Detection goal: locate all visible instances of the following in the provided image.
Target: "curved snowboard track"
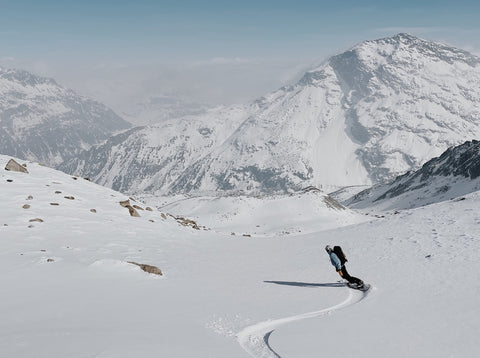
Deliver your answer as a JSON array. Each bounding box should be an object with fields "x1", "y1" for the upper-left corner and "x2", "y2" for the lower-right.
[{"x1": 237, "y1": 287, "x2": 370, "y2": 358}]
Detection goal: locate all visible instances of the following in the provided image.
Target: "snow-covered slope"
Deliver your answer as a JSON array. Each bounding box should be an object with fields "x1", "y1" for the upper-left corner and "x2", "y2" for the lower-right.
[
  {"x1": 346, "y1": 140, "x2": 480, "y2": 210},
  {"x1": 151, "y1": 187, "x2": 366, "y2": 236},
  {"x1": 3, "y1": 154, "x2": 480, "y2": 357},
  {"x1": 65, "y1": 33, "x2": 480, "y2": 195},
  {"x1": 0, "y1": 67, "x2": 131, "y2": 167}
]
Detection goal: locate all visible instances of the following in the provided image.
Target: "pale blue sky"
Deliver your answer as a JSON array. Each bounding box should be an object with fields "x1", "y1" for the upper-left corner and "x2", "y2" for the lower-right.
[
  {"x1": 2, "y1": 0, "x2": 480, "y2": 62},
  {"x1": 1, "y1": 0, "x2": 479, "y2": 112}
]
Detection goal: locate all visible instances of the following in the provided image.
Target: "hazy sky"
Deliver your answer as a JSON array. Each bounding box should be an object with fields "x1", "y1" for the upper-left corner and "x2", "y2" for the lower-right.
[{"x1": 1, "y1": 0, "x2": 480, "y2": 117}]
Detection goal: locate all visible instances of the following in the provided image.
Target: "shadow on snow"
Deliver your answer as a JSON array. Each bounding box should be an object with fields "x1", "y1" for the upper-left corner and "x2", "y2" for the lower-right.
[{"x1": 264, "y1": 281, "x2": 345, "y2": 288}]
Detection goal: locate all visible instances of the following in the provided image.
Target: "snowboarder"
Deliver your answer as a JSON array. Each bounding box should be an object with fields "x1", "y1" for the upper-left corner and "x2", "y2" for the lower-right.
[{"x1": 325, "y1": 245, "x2": 365, "y2": 288}]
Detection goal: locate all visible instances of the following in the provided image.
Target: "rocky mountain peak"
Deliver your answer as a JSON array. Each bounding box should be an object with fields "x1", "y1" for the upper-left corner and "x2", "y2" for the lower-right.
[
  {"x1": 0, "y1": 67, "x2": 59, "y2": 87},
  {"x1": 360, "y1": 33, "x2": 480, "y2": 66},
  {"x1": 0, "y1": 66, "x2": 131, "y2": 168}
]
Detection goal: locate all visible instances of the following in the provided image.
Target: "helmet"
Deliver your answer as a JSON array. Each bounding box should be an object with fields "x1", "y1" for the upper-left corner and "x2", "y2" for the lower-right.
[{"x1": 325, "y1": 245, "x2": 333, "y2": 252}]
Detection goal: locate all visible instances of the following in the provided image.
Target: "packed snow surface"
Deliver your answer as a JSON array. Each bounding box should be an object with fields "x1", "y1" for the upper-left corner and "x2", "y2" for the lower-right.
[{"x1": 1, "y1": 154, "x2": 480, "y2": 357}]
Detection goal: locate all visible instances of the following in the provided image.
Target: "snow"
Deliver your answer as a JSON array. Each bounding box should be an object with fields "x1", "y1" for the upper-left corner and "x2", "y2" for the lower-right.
[
  {"x1": 2, "y1": 154, "x2": 480, "y2": 357},
  {"x1": 153, "y1": 191, "x2": 366, "y2": 236}
]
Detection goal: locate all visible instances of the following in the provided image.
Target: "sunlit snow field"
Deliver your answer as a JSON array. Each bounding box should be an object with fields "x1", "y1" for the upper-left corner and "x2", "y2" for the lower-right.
[{"x1": 1, "y1": 155, "x2": 479, "y2": 357}]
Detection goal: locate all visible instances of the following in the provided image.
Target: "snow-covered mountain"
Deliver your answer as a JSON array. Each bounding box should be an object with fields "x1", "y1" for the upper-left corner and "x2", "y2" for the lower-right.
[
  {"x1": 0, "y1": 67, "x2": 131, "y2": 167},
  {"x1": 344, "y1": 139, "x2": 480, "y2": 210},
  {"x1": 60, "y1": 105, "x2": 250, "y2": 194},
  {"x1": 64, "y1": 33, "x2": 480, "y2": 196}
]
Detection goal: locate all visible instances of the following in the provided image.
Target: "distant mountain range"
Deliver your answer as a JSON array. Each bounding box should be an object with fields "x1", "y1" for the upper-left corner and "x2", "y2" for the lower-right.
[
  {"x1": 0, "y1": 67, "x2": 131, "y2": 167},
  {"x1": 2, "y1": 33, "x2": 480, "y2": 197}
]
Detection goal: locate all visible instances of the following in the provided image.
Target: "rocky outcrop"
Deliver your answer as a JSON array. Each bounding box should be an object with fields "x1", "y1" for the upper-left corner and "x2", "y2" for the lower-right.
[
  {"x1": 168, "y1": 214, "x2": 203, "y2": 230},
  {"x1": 5, "y1": 159, "x2": 28, "y2": 173},
  {"x1": 127, "y1": 262, "x2": 163, "y2": 275},
  {"x1": 119, "y1": 200, "x2": 140, "y2": 217}
]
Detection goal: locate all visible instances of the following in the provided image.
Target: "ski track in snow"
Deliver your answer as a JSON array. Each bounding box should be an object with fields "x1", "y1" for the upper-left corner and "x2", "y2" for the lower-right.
[{"x1": 237, "y1": 286, "x2": 371, "y2": 358}]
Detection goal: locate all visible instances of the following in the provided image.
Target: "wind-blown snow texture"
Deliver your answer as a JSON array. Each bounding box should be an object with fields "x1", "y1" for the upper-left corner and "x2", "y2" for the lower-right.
[
  {"x1": 64, "y1": 34, "x2": 480, "y2": 196},
  {"x1": 0, "y1": 67, "x2": 131, "y2": 167},
  {"x1": 2, "y1": 154, "x2": 480, "y2": 358}
]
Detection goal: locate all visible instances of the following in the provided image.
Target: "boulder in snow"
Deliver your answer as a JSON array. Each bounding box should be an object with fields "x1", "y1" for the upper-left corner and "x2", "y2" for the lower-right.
[
  {"x1": 127, "y1": 262, "x2": 163, "y2": 275},
  {"x1": 5, "y1": 159, "x2": 28, "y2": 173},
  {"x1": 119, "y1": 200, "x2": 141, "y2": 217},
  {"x1": 127, "y1": 205, "x2": 140, "y2": 217}
]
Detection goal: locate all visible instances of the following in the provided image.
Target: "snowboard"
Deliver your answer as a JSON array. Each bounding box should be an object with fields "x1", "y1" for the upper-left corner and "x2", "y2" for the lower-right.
[{"x1": 347, "y1": 282, "x2": 371, "y2": 292}]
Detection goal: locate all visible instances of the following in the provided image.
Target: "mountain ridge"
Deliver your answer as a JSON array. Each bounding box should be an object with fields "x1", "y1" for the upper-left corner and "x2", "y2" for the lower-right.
[
  {"x1": 0, "y1": 67, "x2": 131, "y2": 167},
  {"x1": 345, "y1": 140, "x2": 480, "y2": 210}
]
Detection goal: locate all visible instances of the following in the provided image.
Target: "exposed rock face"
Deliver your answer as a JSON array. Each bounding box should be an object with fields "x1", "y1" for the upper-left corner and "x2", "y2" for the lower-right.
[
  {"x1": 375, "y1": 140, "x2": 480, "y2": 200},
  {"x1": 347, "y1": 140, "x2": 480, "y2": 210},
  {"x1": 5, "y1": 159, "x2": 28, "y2": 173}
]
